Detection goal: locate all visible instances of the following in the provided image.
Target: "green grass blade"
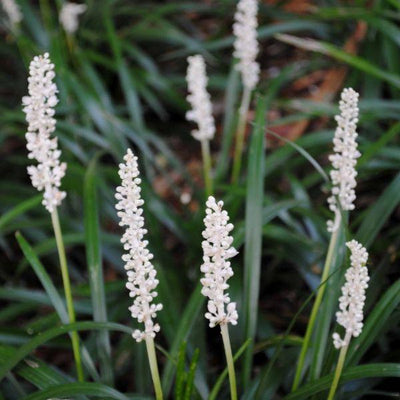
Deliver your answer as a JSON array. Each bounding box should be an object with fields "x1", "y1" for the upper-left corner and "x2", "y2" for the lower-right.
[
  {"x1": 21, "y1": 382, "x2": 131, "y2": 400},
  {"x1": 266, "y1": 129, "x2": 329, "y2": 182},
  {"x1": 242, "y1": 95, "x2": 267, "y2": 387},
  {"x1": 0, "y1": 321, "x2": 133, "y2": 380},
  {"x1": 175, "y1": 342, "x2": 187, "y2": 400},
  {"x1": 84, "y1": 155, "x2": 113, "y2": 385},
  {"x1": 283, "y1": 364, "x2": 400, "y2": 400},
  {"x1": 103, "y1": 1, "x2": 144, "y2": 130},
  {"x1": 358, "y1": 122, "x2": 400, "y2": 167},
  {"x1": 215, "y1": 64, "x2": 240, "y2": 181},
  {"x1": 0, "y1": 346, "x2": 87, "y2": 399},
  {"x1": 161, "y1": 284, "x2": 204, "y2": 396},
  {"x1": 356, "y1": 172, "x2": 400, "y2": 247},
  {"x1": 15, "y1": 232, "x2": 99, "y2": 381},
  {"x1": 183, "y1": 348, "x2": 200, "y2": 400},
  {"x1": 275, "y1": 33, "x2": 400, "y2": 89},
  {"x1": 309, "y1": 225, "x2": 346, "y2": 380},
  {"x1": 346, "y1": 279, "x2": 400, "y2": 366},
  {"x1": 0, "y1": 196, "x2": 42, "y2": 232},
  {"x1": 209, "y1": 339, "x2": 251, "y2": 400},
  {"x1": 15, "y1": 232, "x2": 70, "y2": 323}
]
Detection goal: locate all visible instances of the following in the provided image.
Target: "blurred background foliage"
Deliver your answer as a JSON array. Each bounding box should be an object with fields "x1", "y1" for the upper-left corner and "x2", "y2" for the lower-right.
[{"x1": 1, "y1": 0, "x2": 400, "y2": 399}]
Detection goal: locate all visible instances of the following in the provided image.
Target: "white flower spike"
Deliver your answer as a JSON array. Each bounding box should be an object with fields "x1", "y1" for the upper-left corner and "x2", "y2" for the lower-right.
[
  {"x1": 201, "y1": 196, "x2": 238, "y2": 328},
  {"x1": 1, "y1": 0, "x2": 22, "y2": 28},
  {"x1": 59, "y1": 2, "x2": 87, "y2": 34},
  {"x1": 233, "y1": 0, "x2": 260, "y2": 90},
  {"x1": 186, "y1": 55, "x2": 215, "y2": 142},
  {"x1": 22, "y1": 53, "x2": 66, "y2": 213},
  {"x1": 332, "y1": 240, "x2": 369, "y2": 349},
  {"x1": 115, "y1": 149, "x2": 163, "y2": 342},
  {"x1": 327, "y1": 88, "x2": 360, "y2": 232}
]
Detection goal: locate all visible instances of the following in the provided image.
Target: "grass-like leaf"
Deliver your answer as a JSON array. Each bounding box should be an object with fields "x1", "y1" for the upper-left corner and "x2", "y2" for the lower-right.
[
  {"x1": 0, "y1": 321, "x2": 133, "y2": 380},
  {"x1": 242, "y1": 95, "x2": 267, "y2": 387},
  {"x1": 15, "y1": 232, "x2": 99, "y2": 381},
  {"x1": 84, "y1": 155, "x2": 113, "y2": 384},
  {"x1": 284, "y1": 364, "x2": 400, "y2": 399},
  {"x1": 20, "y1": 382, "x2": 132, "y2": 400}
]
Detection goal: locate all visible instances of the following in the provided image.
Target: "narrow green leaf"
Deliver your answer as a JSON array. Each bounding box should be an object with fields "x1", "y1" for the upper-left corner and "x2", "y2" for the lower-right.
[
  {"x1": 0, "y1": 196, "x2": 42, "y2": 232},
  {"x1": 0, "y1": 321, "x2": 133, "y2": 380},
  {"x1": 175, "y1": 342, "x2": 187, "y2": 400},
  {"x1": 347, "y1": 279, "x2": 400, "y2": 366},
  {"x1": 21, "y1": 382, "x2": 130, "y2": 400},
  {"x1": 242, "y1": 95, "x2": 267, "y2": 387},
  {"x1": 275, "y1": 33, "x2": 400, "y2": 89},
  {"x1": 0, "y1": 346, "x2": 87, "y2": 399},
  {"x1": 358, "y1": 122, "x2": 400, "y2": 167},
  {"x1": 15, "y1": 233, "x2": 99, "y2": 381},
  {"x1": 356, "y1": 172, "x2": 400, "y2": 247},
  {"x1": 266, "y1": 128, "x2": 329, "y2": 182},
  {"x1": 84, "y1": 155, "x2": 113, "y2": 384},
  {"x1": 215, "y1": 64, "x2": 240, "y2": 181},
  {"x1": 161, "y1": 284, "x2": 204, "y2": 396},
  {"x1": 209, "y1": 339, "x2": 251, "y2": 400},
  {"x1": 309, "y1": 224, "x2": 346, "y2": 380},
  {"x1": 283, "y1": 364, "x2": 400, "y2": 399},
  {"x1": 184, "y1": 348, "x2": 199, "y2": 400}
]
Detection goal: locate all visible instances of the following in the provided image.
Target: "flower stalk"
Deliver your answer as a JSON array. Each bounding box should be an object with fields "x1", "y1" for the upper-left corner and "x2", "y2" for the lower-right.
[
  {"x1": 328, "y1": 240, "x2": 369, "y2": 399},
  {"x1": 231, "y1": 0, "x2": 259, "y2": 183},
  {"x1": 186, "y1": 55, "x2": 215, "y2": 195},
  {"x1": 221, "y1": 323, "x2": 238, "y2": 400},
  {"x1": 291, "y1": 213, "x2": 341, "y2": 390},
  {"x1": 327, "y1": 332, "x2": 351, "y2": 400},
  {"x1": 51, "y1": 209, "x2": 84, "y2": 381},
  {"x1": 201, "y1": 139, "x2": 213, "y2": 196},
  {"x1": 200, "y1": 197, "x2": 239, "y2": 399},
  {"x1": 145, "y1": 336, "x2": 164, "y2": 400},
  {"x1": 231, "y1": 86, "x2": 251, "y2": 183},
  {"x1": 22, "y1": 53, "x2": 82, "y2": 381},
  {"x1": 292, "y1": 87, "x2": 360, "y2": 390},
  {"x1": 115, "y1": 149, "x2": 164, "y2": 399}
]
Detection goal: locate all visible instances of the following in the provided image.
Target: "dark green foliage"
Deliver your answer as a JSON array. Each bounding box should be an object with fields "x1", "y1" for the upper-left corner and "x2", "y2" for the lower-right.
[{"x1": 1, "y1": 0, "x2": 400, "y2": 399}]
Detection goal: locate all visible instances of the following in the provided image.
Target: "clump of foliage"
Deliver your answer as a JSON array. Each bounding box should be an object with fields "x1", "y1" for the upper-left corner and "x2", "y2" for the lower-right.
[{"x1": 1, "y1": 1, "x2": 400, "y2": 399}]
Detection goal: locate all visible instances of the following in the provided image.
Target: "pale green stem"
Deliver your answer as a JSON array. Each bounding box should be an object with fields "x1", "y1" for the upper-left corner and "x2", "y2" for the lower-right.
[
  {"x1": 201, "y1": 139, "x2": 213, "y2": 196},
  {"x1": 39, "y1": 0, "x2": 52, "y2": 30},
  {"x1": 292, "y1": 213, "x2": 341, "y2": 391},
  {"x1": 66, "y1": 34, "x2": 75, "y2": 54},
  {"x1": 221, "y1": 323, "x2": 238, "y2": 400},
  {"x1": 145, "y1": 336, "x2": 163, "y2": 400},
  {"x1": 231, "y1": 86, "x2": 251, "y2": 184},
  {"x1": 51, "y1": 209, "x2": 84, "y2": 382},
  {"x1": 327, "y1": 332, "x2": 351, "y2": 400}
]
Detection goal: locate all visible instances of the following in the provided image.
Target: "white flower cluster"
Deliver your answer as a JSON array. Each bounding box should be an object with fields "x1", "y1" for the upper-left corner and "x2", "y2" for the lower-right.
[
  {"x1": 1, "y1": 0, "x2": 22, "y2": 28},
  {"x1": 233, "y1": 0, "x2": 260, "y2": 90},
  {"x1": 333, "y1": 240, "x2": 369, "y2": 349},
  {"x1": 201, "y1": 196, "x2": 238, "y2": 328},
  {"x1": 115, "y1": 149, "x2": 163, "y2": 342},
  {"x1": 327, "y1": 88, "x2": 360, "y2": 232},
  {"x1": 186, "y1": 55, "x2": 215, "y2": 142},
  {"x1": 59, "y1": 2, "x2": 87, "y2": 34},
  {"x1": 22, "y1": 53, "x2": 66, "y2": 213}
]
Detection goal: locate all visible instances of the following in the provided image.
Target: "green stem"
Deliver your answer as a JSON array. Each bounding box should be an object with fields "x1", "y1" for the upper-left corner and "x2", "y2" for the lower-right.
[
  {"x1": 39, "y1": 0, "x2": 52, "y2": 31},
  {"x1": 292, "y1": 214, "x2": 341, "y2": 391},
  {"x1": 220, "y1": 323, "x2": 238, "y2": 400},
  {"x1": 51, "y1": 209, "x2": 84, "y2": 382},
  {"x1": 327, "y1": 333, "x2": 351, "y2": 400},
  {"x1": 201, "y1": 139, "x2": 213, "y2": 196},
  {"x1": 231, "y1": 86, "x2": 251, "y2": 184},
  {"x1": 145, "y1": 336, "x2": 164, "y2": 400}
]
